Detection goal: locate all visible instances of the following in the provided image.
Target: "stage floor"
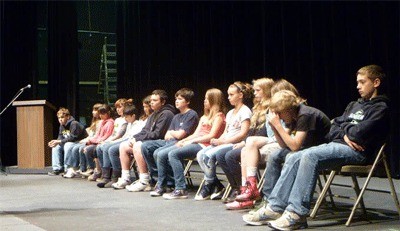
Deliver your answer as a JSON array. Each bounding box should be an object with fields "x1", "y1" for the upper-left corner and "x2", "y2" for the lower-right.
[{"x1": 1, "y1": 172, "x2": 399, "y2": 231}]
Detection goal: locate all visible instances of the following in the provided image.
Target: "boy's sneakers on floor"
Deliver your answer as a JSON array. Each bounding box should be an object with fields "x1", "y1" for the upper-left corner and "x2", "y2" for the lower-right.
[
  {"x1": 242, "y1": 204, "x2": 282, "y2": 226},
  {"x1": 63, "y1": 169, "x2": 78, "y2": 178},
  {"x1": 88, "y1": 171, "x2": 101, "y2": 181},
  {"x1": 150, "y1": 185, "x2": 173, "y2": 197},
  {"x1": 80, "y1": 168, "x2": 94, "y2": 177},
  {"x1": 210, "y1": 180, "x2": 225, "y2": 200},
  {"x1": 194, "y1": 182, "x2": 213, "y2": 201},
  {"x1": 112, "y1": 177, "x2": 132, "y2": 189},
  {"x1": 48, "y1": 170, "x2": 62, "y2": 176},
  {"x1": 162, "y1": 189, "x2": 188, "y2": 200},
  {"x1": 126, "y1": 180, "x2": 152, "y2": 192},
  {"x1": 268, "y1": 210, "x2": 308, "y2": 230}
]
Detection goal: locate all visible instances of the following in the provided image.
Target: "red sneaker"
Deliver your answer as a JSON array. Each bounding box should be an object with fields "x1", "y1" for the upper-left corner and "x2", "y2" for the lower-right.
[
  {"x1": 235, "y1": 176, "x2": 261, "y2": 202},
  {"x1": 225, "y1": 200, "x2": 254, "y2": 210}
]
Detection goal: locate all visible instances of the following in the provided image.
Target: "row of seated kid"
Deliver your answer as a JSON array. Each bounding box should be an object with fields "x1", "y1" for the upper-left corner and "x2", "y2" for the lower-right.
[{"x1": 48, "y1": 64, "x2": 389, "y2": 231}]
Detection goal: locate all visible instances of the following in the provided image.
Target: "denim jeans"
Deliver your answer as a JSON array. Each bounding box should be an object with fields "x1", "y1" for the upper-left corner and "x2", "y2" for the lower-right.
[
  {"x1": 64, "y1": 142, "x2": 83, "y2": 168},
  {"x1": 97, "y1": 139, "x2": 126, "y2": 169},
  {"x1": 78, "y1": 144, "x2": 95, "y2": 170},
  {"x1": 197, "y1": 144, "x2": 234, "y2": 183},
  {"x1": 267, "y1": 142, "x2": 366, "y2": 216},
  {"x1": 261, "y1": 148, "x2": 291, "y2": 199},
  {"x1": 51, "y1": 142, "x2": 75, "y2": 171},
  {"x1": 141, "y1": 139, "x2": 176, "y2": 179},
  {"x1": 216, "y1": 147, "x2": 242, "y2": 188},
  {"x1": 154, "y1": 143, "x2": 180, "y2": 187},
  {"x1": 167, "y1": 143, "x2": 203, "y2": 190}
]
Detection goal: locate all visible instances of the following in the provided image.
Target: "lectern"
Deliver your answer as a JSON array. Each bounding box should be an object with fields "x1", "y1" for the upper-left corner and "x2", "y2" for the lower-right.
[{"x1": 12, "y1": 100, "x2": 56, "y2": 169}]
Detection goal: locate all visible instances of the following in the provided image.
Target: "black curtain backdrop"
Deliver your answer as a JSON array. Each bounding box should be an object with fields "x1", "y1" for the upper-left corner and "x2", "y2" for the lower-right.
[
  {"x1": 0, "y1": 1, "x2": 78, "y2": 166},
  {"x1": 47, "y1": 1, "x2": 79, "y2": 116},
  {"x1": 116, "y1": 1, "x2": 400, "y2": 177},
  {"x1": 0, "y1": 2, "x2": 37, "y2": 166}
]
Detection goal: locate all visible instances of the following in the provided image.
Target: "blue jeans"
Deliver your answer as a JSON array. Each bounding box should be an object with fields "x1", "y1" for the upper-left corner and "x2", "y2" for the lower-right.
[
  {"x1": 83, "y1": 144, "x2": 97, "y2": 168},
  {"x1": 167, "y1": 143, "x2": 203, "y2": 190},
  {"x1": 268, "y1": 142, "x2": 366, "y2": 216},
  {"x1": 100, "y1": 139, "x2": 126, "y2": 169},
  {"x1": 98, "y1": 140, "x2": 126, "y2": 169},
  {"x1": 197, "y1": 144, "x2": 234, "y2": 183},
  {"x1": 65, "y1": 142, "x2": 83, "y2": 168},
  {"x1": 51, "y1": 142, "x2": 75, "y2": 171},
  {"x1": 77, "y1": 144, "x2": 95, "y2": 170},
  {"x1": 154, "y1": 143, "x2": 180, "y2": 187},
  {"x1": 261, "y1": 148, "x2": 291, "y2": 199},
  {"x1": 216, "y1": 147, "x2": 242, "y2": 188},
  {"x1": 141, "y1": 139, "x2": 176, "y2": 179}
]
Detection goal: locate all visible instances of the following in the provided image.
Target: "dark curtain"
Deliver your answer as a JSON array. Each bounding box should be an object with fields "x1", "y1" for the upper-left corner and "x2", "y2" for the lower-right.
[
  {"x1": 47, "y1": 1, "x2": 79, "y2": 116},
  {"x1": 0, "y1": 2, "x2": 37, "y2": 165},
  {"x1": 116, "y1": 1, "x2": 400, "y2": 177}
]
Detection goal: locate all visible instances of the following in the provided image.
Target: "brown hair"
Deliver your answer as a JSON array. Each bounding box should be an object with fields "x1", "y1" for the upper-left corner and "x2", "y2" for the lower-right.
[
  {"x1": 140, "y1": 95, "x2": 152, "y2": 121},
  {"x1": 89, "y1": 103, "x2": 103, "y2": 133},
  {"x1": 357, "y1": 64, "x2": 385, "y2": 82},
  {"x1": 230, "y1": 81, "x2": 253, "y2": 99},
  {"x1": 115, "y1": 98, "x2": 134, "y2": 108},
  {"x1": 175, "y1": 88, "x2": 195, "y2": 103},
  {"x1": 151, "y1": 89, "x2": 168, "y2": 103}
]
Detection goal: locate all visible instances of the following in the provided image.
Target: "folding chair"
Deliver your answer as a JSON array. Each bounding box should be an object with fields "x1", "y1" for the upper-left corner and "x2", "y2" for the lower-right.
[
  {"x1": 183, "y1": 158, "x2": 196, "y2": 187},
  {"x1": 310, "y1": 143, "x2": 400, "y2": 226}
]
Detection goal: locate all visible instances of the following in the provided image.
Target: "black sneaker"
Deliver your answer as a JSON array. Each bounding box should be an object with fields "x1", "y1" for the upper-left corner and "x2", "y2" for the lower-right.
[
  {"x1": 211, "y1": 180, "x2": 225, "y2": 200},
  {"x1": 48, "y1": 170, "x2": 62, "y2": 176},
  {"x1": 194, "y1": 182, "x2": 213, "y2": 200}
]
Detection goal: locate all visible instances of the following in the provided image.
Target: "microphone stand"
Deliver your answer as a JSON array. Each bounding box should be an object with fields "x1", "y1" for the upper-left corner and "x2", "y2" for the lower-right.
[{"x1": 0, "y1": 87, "x2": 28, "y2": 176}]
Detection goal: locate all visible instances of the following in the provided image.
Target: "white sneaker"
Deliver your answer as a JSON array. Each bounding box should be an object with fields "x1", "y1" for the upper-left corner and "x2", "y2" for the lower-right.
[
  {"x1": 63, "y1": 169, "x2": 77, "y2": 178},
  {"x1": 112, "y1": 177, "x2": 131, "y2": 189},
  {"x1": 126, "y1": 180, "x2": 152, "y2": 192}
]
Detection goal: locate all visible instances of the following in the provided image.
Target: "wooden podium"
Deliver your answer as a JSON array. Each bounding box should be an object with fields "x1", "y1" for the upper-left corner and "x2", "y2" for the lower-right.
[{"x1": 12, "y1": 100, "x2": 56, "y2": 169}]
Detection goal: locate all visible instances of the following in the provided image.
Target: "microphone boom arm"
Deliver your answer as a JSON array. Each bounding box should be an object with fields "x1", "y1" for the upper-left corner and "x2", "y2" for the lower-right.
[{"x1": 0, "y1": 88, "x2": 25, "y2": 116}]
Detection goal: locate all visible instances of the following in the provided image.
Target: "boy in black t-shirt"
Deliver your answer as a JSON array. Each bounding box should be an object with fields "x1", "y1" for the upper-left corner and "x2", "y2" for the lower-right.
[{"x1": 242, "y1": 90, "x2": 331, "y2": 222}]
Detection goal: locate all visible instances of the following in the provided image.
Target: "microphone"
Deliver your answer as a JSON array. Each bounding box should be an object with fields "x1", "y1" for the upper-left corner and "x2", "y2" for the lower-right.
[{"x1": 21, "y1": 84, "x2": 31, "y2": 90}]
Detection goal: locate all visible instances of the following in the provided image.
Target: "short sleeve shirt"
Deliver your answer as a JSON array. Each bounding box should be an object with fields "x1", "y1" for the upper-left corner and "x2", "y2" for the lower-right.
[
  {"x1": 290, "y1": 104, "x2": 331, "y2": 149},
  {"x1": 224, "y1": 105, "x2": 252, "y2": 139},
  {"x1": 168, "y1": 109, "x2": 199, "y2": 138}
]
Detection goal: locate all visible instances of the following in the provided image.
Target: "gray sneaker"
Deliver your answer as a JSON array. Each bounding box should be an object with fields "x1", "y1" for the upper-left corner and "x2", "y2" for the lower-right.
[
  {"x1": 268, "y1": 210, "x2": 308, "y2": 230},
  {"x1": 249, "y1": 198, "x2": 268, "y2": 215},
  {"x1": 243, "y1": 204, "x2": 282, "y2": 226},
  {"x1": 163, "y1": 189, "x2": 188, "y2": 200}
]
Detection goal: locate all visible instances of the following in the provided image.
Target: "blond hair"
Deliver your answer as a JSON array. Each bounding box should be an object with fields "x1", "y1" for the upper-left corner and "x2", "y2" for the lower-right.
[
  {"x1": 269, "y1": 90, "x2": 302, "y2": 113},
  {"x1": 205, "y1": 88, "x2": 226, "y2": 125},
  {"x1": 57, "y1": 108, "x2": 70, "y2": 118},
  {"x1": 251, "y1": 77, "x2": 275, "y2": 129}
]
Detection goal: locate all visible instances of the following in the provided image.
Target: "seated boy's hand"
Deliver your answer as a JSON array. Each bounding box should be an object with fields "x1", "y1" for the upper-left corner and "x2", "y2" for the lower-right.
[
  {"x1": 344, "y1": 135, "x2": 365, "y2": 152},
  {"x1": 48, "y1": 140, "x2": 59, "y2": 148}
]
